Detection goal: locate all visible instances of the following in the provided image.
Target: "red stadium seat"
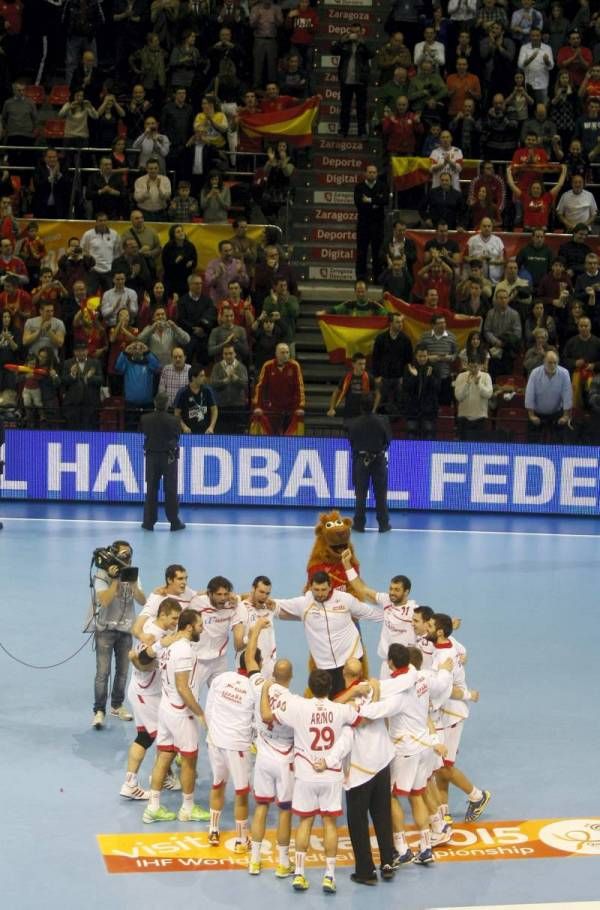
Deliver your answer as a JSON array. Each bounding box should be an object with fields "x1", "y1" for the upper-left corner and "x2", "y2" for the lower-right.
[
  {"x1": 43, "y1": 119, "x2": 65, "y2": 140},
  {"x1": 48, "y1": 85, "x2": 70, "y2": 106},
  {"x1": 23, "y1": 84, "x2": 46, "y2": 105}
]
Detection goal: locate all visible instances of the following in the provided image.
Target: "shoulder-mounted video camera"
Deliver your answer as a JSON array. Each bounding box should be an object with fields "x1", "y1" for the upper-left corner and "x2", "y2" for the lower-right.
[{"x1": 93, "y1": 545, "x2": 139, "y2": 583}]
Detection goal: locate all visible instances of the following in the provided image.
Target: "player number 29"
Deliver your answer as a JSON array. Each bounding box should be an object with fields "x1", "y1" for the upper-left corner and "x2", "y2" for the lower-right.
[{"x1": 309, "y1": 725, "x2": 335, "y2": 751}]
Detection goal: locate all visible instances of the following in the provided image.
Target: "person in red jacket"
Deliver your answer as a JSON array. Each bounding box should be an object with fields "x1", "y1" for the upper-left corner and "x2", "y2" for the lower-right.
[
  {"x1": 252, "y1": 342, "x2": 305, "y2": 434},
  {"x1": 382, "y1": 96, "x2": 423, "y2": 156}
]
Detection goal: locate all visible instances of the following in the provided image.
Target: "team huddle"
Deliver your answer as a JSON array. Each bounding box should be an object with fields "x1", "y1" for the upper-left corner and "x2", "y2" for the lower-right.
[{"x1": 114, "y1": 557, "x2": 489, "y2": 892}]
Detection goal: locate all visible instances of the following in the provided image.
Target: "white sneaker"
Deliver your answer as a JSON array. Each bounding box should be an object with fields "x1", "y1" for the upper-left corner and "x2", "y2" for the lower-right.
[
  {"x1": 111, "y1": 706, "x2": 133, "y2": 721},
  {"x1": 120, "y1": 781, "x2": 150, "y2": 800},
  {"x1": 93, "y1": 710, "x2": 105, "y2": 729},
  {"x1": 164, "y1": 772, "x2": 182, "y2": 791}
]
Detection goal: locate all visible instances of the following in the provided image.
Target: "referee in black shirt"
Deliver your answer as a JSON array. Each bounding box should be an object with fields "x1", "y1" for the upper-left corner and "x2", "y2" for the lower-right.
[
  {"x1": 140, "y1": 392, "x2": 185, "y2": 531},
  {"x1": 346, "y1": 394, "x2": 392, "y2": 533}
]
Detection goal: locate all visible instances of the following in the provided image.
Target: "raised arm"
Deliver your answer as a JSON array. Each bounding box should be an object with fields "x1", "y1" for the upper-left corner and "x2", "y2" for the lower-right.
[{"x1": 341, "y1": 548, "x2": 377, "y2": 604}]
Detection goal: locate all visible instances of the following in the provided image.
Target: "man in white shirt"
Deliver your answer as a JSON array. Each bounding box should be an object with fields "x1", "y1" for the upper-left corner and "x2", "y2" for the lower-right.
[
  {"x1": 454, "y1": 360, "x2": 494, "y2": 440},
  {"x1": 81, "y1": 212, "x2": 121, "y2": 291},
  {"x1": 132, "y1": 563, "x2": 198, "y2": 643},
  {"x1": 121, "y1": 597, "x2": 182, "y2": 800},
  {"x1": 341, "y1": 549, "x2": 417, "y2": 678},
  {"x1": 133, "y1": 157, "x2": 172, "y2": 219},
  {"x1": 517, "y1": 27, "x2": 554, "y2": 103},
  {"x1": 100, "y1": 271, "x2": 139, "y2": 327},
  {"x1": 466, "y1": 217, "x2": 505, "y2": 284},
  {"x1": 429, "y1": 130, "x2": 463, "y2": 190},
  {"x1": 205, "y1": 618, "x2": 269, "y2": 853},
  {"x1": 142, "y1": 608, "x2": 208, "y2": 824},
  {"x1": 190, "y1": 575, "x2": 246, "y2": 695},
  {"x1": 414, "y1": 25, "x2": 445, "y2": 71},
  {"x1": 265, "y1": 668, "x2": 357, "y2": 894},
  {"x1": 556, "y1": 175, "x2": 598, "y2": 232},
  {"x1": 249, "y1": 657, "x2": 295, "y2": 878},
  {"x1": 273, "y1": 570, "x2": 384, "y2": 697},
  {"x1": 237, "y1": 575, "x2": 277, "y2": 678}
]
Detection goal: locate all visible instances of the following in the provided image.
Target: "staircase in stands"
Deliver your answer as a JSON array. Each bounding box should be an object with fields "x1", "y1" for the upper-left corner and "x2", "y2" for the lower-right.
[{"x1": 290, "y1": 0, "x2": 388, "y2": 431}]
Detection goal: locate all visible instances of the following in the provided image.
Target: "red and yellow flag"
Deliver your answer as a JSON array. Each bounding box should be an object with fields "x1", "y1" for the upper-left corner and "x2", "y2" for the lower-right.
[
  {"x1": 385, "y1": 293, "x2": 482, "y2": 349},
  {"x1": 391, "y1": 156, "x2": 481, "y2": 190},
  {"x1": 239, "y1": 97, "x2": 320, "y2": 148}
]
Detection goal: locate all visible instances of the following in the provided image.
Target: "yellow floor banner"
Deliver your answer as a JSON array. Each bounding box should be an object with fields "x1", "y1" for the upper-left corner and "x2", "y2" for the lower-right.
[{"x1": 98, "y1": 817, "x2": 600, "y2": 874}]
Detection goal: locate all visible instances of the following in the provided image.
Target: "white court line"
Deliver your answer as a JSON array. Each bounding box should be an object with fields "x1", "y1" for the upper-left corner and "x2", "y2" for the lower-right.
[
  {"x1": 431, "y1": 904, "x2": 600, "y2": 910},
  {"x1": 1, "y1": 516, "x2": 599, "y2": 539}
]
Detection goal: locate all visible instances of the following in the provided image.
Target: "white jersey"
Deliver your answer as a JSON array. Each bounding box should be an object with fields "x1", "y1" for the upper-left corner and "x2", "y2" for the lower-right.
[
  {"x1": 376, "y1": 593, "x2": 417, "y2": 659},
  {"x1": 258, "y1": 682, "x2": 295, "y2": 760},
  {"x1": 431, "y1": 638, "x2": 469, "y2": 728},
  {"x1": 130, "y1": 619, "x2": 167, "y2": 698},
  {"x1": 206, "y1": 670, "x2": 263, "y2": 751},
  {"x1": 416, "y1": 633, "x2": 435, "y2": 669},
  {"x1": 275, "y1": 590, "x2": 383, "y2": 670},
  {"x1": 335, "y1": 684, "x2": 395, "y2": 790},
  {"x1": 190, "y1": 593, "x2": 244, "y2": 661},
  {"x1": 375, "y1": 667, "x2": 440, "y2": 756},
  {"x1": 159, "y1": 638, "x2": 198, "y2": 711},
  {"x1": 271, "y1": 692, "x2": 357, "y2": 782},
  {"x1": 140, "y1": 586, "x2": 197, "y2": 622},
  {"x1": 237, "y1": 600, "x2": 277, "y2": 675}
]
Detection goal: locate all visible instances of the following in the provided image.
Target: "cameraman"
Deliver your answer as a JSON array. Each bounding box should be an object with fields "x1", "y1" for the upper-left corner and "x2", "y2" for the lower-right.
[
  {"x1": 89, "y1": 540, "x2": 146, "y2": 730},
  {"x1": 56, "y1": 238, "x2": 96, "y2": 294}
]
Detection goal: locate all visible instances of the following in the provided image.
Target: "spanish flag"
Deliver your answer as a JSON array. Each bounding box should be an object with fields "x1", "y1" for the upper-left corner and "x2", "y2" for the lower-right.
[
  {"x1": 239, "y1": 96, "x2": 320, "y2": 148},
  {"x1": 391, "y1": 156, "x2": 481, "y2": 190},
  {"x1": 318, "y1": 299, "x2": 482, "y2": 364}
]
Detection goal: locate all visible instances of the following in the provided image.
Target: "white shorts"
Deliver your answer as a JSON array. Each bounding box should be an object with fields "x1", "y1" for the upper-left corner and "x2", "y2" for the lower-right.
[
  {"x1": 208, "y1": 743, "x2": 251, "y2": 794},
  {"x1": 425, "y1": 747, "x2": 444, "y2": 778},
  {"x1": 253, "y1": 749, "x2": 294, "y2": 807},
  {"x1": 292, "y1": 778, "x2": 343, "y2": 818},
  {"x1": 391, "y1": 749, "x2": 430, "y2": 797},
  {"x1": 156, "y1": 704, "x2": 199, "y2": 757},
  {"x1": 439, "y1": 721, "x2": 464, "y2": 767},
  {"x1": 194, "y1": 656, "x2": 227, "y2": 698},
  {"x1": 128, "y1": 680, "x2": 160, "y2": 736}
]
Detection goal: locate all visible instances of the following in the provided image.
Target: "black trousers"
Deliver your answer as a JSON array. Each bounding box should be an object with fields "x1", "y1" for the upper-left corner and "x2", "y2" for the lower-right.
[
  {"x1": 352, "y1": 451, "x2": 389, "y2": 529},
  {"x1": 143, "y1": 452, "x2": 180, "y2": 527},
  {"x1": 340, "y1": 83, "x2": 367, "y2": 136},
  {"x1": 356, "y1": 218, "x2": 384, "y2": 282},
  {"x1": 346, "y1": 762, "x2": 394, "y2": 876}
]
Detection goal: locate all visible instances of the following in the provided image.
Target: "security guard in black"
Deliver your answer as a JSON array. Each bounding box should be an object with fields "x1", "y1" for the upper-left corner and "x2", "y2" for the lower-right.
[
  {"x1": 346, "y1": 394, "x2": 392, "y2": 533},
  {"x1": 140, "y1": 392, "x2": 184, "y2": 531}
]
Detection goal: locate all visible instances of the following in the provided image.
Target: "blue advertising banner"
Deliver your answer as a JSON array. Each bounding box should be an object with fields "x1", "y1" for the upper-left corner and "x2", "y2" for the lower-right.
[{"x1": 2, "y1": 430, "x2": 600, "y2": 515}]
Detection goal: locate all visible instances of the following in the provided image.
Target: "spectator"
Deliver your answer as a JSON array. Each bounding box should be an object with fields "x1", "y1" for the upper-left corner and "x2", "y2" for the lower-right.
[
  {"x1": 124, "y1": 83, "x2": 155, "y2": 139},
  {"x1": 200, "y1": 171, "x2": 231, "y2": 224},
  {"x1": 63, "y1": 0, "x2": 104, "y2": 84},
  {"x1": 524, "y1": 300, "x2": 558, "y2": 347},
  {"x1": 115, "y1": 340, "x2": 161, "y2": 422},
  {"x1": 379, "y1": 255, "x2": 412, "y2": 299},
  {"x1": 327, "y1": 352, "x2": 379, "y2": 420},
  {"x1": 157, "y1": 346, "x2": 191, "y2": 407},
  {"x1": 287, "y1": 0, "x2": 318, "y2": 72},
  {"x1": 446, "y1": 57, "x2": 481, "y2": 118},
  {"x1": 251, "y1": 313, "x2": 285, "y2": 374},
  {"x1": 331, "y1": 23, "x2": 373, "y2": 140},
  {"x1": 524, "y1": 327, "x2": 552, "y2": 375},
  {"x1": 31, "y1": 148, "x2": 71, "y2": 220},
  {"x1": 250, "y1": 0, "x2": 283, "y2": 87},
  {"x1": 56, "y1": 239, "x2": 96, "y2": 295},
  {"x1": 381, "y1": 96, "x2": 423, "y2": 156},
  {"x1": 386, "y1": 220, "x2": 417, "y2": 273},
  {"x1": 556, "y1": 174, "x2": 598, "y2": 232},
  {"x1": 61, "y1": 341, "x2": 103, "y2": 429},
  {"x1": 22, "y1": 347, "x2": 62, "y2": 427},
  {"x1": 402, "y1": 344, "x2": 440, "y2": 439},
  {"x1": 208, "y1": 304, "x2": 249, "y2": 363},
  {"x1": 547, "y1": 2, "x2": 570, "y2": 57},
  {"x1": 484, "y1": 287, "x2": 522, "y2": 378},
  {"x1": 574, "y1": 98, "x2": 600, "y2": 155},
  {"x1": 133, "y1": 157, "x2": 172, "y2": 220},
  {"x1": 555, "y1": 136, "x2": 591, "y2": 181},
  {"x1": 520, "y1": 103, "x2": 558, "y2": 155},
  {"x1": 454, "y1": 359, "x2": 493, "y2": 441},
  {"x1": 58, "y1": 88, "x2": 102, "y2": 147},
  {"x1": 558, "y1": 29, "x2": 593, "y2": 87},
  {"x1": 210, "y1": 342, "x2": 249, "y2": 434},
  {"x1": 480, "y1": 24, "x2": 516, "y2": 101},
  {"x1": 482, "y1": 94, "x2": 519, "y2": 159},
  {"x1": 172, "y1": 361, "x2": 218, "y2": 435},
  {"x1": 505, "y1": 72, "x2": 534, "y2": 124},
  {"x1": 132, "y1": 116, "x2": 170, "y2": 174},
  {"x1": 413, "y1": 253, "x2": 454, "y2": 310},
  {"x1": 260, "y1": 278, "x2": 299, "y2": 348},
  {"x1": 374, "y1": 65, "x2": 410, "y2": 127},
  {"x1": 81, "y1": 213, "x2": 122, "y2": 292},
  {"x1": 86, "y1": 158, "x2": 125, "y2": 220},
  {"x1": 179, "y1": 123, "x2": 219, "y2": 198},
  {"x1": 579, "y1": 63, "x2": 600, "y2": 106},
  {"x1": 466, "y1": 218, "x2": 505, "y2": 286},
  {"x1": 193, "y1": 94, "x2": 229, "y2": 149},
  {"x1": 563, "y1": 315, "x2": 600, "y2": 374},
  {"x1": 112, "y1": 238, "x2": 153, "y2": 299},
  {"x1": 354, "y1": 164, "x2": 387, "y2": 282},
  {"x1": 279, "y1": 53, "x2": 308, "y2": 99},
  {"x1": 561, "y1": 298, "x2": 586, "y2": 346},
  {"x1": 144, "y1": 279, "x2": 177, "y2": 322},
  {"x1": 0, "y1": 309, "x2": 21, "y2": 390},
  {"x1": 161, "y1": 224, "x2": 198, "y2": 296},
  {"x1": 539, "y1": 258, "x2": 573, "y2": 315},
  {"x1": 574, "y1": 252, "x2": 600, "y2": 326},
  {"x1": 177, "y1": 272, "x2": 217, "y2": 366},
  {"x1": 0, "y1": 276, "x2": 32, "y2": 333},
  {"x1": 371, "y1": 313, "x2": 413, "y2": 415},
  {"x1": 209, "y1": 26, "x2": 247, "y2": 94},
  {"x1": 107, "y1": 307, "x2": 139, "y2": 393},
  {"x1": 327, "y1": 280, "x2": 386, "y2": 316},
  {"x1": 218, "y1": 279, "x2": 255, "y2": 331},
  {"x1": 252, "y1": 341, "x2": 305, "y2": 435},
  {"x1": 168, "y1": 180, "x2": 199, "y2": 222},
  {"x1": 122, "y1": 210, "x2": 163, "y2": 280},
  {"x1": 30, "y1": 269, "x2": 68, "y2": 320},
  {"x1": 495, "y1": 257, "x2": 533, "y2": 318},
  {"x1": 414, "y1": 24, "x2": 445, "y2": 71},
  {"x1": 418, "y1": 313, "x2": 458, "y2": 405},
  {"x1": 455, "y1": 277, "x2": 491, "y2": 320},
  {"x1": 423, "y1": 221, "x2": 461, "y2": 270},
  {"x1": 468, "y1": 161, "x2": 506, "y2": 217},
  {"x1": 420, "y1": 171, "x2": 466, "y2": 229},
  {"x1": 72, "y1": 303, "x2": 108, "y2": 362},
  {"x1": 507, "y1": 170, "x2": 567, "y2": 232},
  {"x1": 468, "y1": 184, "x2": 501, "y2": 230},
  {"x1": 162, "y1": 88, "x2": 194, "y2": 172},
  {"x1": 229, "y1": 219, "x2": 258, "y2": 277},
  {"x1": 558, "y1": 224, "x2": 594, "y2": 281},
  {"x1": 407, "y1": 60, "x2": 448, "y2": 115},
  {"x1": 138, "y1": 305, "x2": 191, "y2": 368},
  {"x1": 458, "y1": 330, "x2": 490, "y2": 371},
  {"x1": 375, "y1": 31, "x2": 411, "y2": 84},
  {"x1": 525, "y1": 350, "x2": 572, "y2": 442},
  {"x1": 449, "y1": 98, "x2": 482, "y2": 159},
  {"x1": 205, "y1": 239, "x2": 249, "y2": 305},
  {"x1": 23, "y1": 301, "x2": 65, "y2": 358},
  {"x1": 0, "y1": 238, "x2": 28, "y2": 286},
  {"x1": 15, "y1": 222, "x2": 46, "y2": 289},
  {"x1": 100, "y1": 271, "x2": 139, "y2": 328},
  {"x1": 260, "y1": 141, "x2": 295, "y2": 223},
  {"x1": 169, "y1": 29, "x2": 206, "y2": 92},
  {"x1": 129, "y1": 32, "x2": 167, "y2": 97},
  {"x1": 550, "y1": 70, "x2": 578, "y2": 146},
  {"x1": 1, "y1": 81, "x2": 37, "y2": 157},
  {"x1": 517, "y1": 227, "x2": 555, "y2": 290},
  {"x1": 510, "y1": 0, "x2": 543, "y2": 44}
]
